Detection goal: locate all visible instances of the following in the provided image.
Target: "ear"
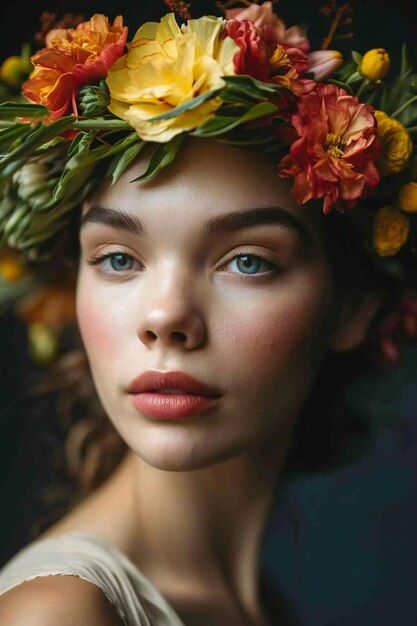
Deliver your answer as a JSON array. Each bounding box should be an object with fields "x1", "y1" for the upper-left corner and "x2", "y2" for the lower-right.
[{"x1": 330, "y1": 293, "x2": 384, "y2": 352}]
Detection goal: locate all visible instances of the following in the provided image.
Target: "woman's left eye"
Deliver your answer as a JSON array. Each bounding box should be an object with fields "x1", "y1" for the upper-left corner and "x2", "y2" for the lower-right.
[
  {"x1": 87, "y1": 251, "x2": 140, "y2": 274},
  {"x1": 226, "y1": 253, "x2": 279, "y2": 276}
]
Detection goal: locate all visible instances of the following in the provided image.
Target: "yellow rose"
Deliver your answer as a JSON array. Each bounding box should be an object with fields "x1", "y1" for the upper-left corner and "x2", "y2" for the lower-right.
[
  {"x1": 106, "y1": 14, "x2": 238, "y2": 142},
  {"x1": 360, "y1": 48, "x2": 390, "y2": 82},
  {"x1": 373, "y1": 206, "x2": 410, "y2": 257},
  {"x1": 375, "y1": 110, "x2": 412, "y2": 176},
  {"x1": 398, "y1": 182, "x2": 417, "y2": 213}
]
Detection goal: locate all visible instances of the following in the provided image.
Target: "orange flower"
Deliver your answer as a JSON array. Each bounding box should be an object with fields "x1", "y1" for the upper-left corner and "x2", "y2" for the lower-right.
[{"x1": 22, "y1": 14, "x2": 127, "y2": 119}]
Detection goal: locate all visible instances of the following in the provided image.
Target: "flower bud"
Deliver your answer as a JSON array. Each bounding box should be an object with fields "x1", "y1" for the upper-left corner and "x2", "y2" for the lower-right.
[
  {"x1": 307, "y1": 50, "x2": 343, "y2": 81},
  {"x1": 13, "y1": 162, "x2": 52, "y2": 209},
  {"x1": 398, "y1": 182, "x2": 417, "y2": 213},
  {"x1": 78, "y1": 81, "x2": 110, "y2": 116},
  {"x1": 360, "y1": 48, "x2": 390, "y2": 82}
]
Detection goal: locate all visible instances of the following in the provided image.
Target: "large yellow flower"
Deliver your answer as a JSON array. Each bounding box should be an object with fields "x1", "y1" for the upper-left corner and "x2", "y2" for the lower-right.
[{"x1": 106, "y1": 14, "x2": 238, "y2": 142}]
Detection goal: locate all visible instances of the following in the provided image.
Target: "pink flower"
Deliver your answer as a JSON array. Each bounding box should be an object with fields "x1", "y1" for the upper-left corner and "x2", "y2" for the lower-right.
[
  {"x1": 279, "y1": 84, "x2": 381, "y2": 214},
  {"x1": 225, "y1": 1, "x2": 310, "y2": 52},
  {"x1": 307, "y1": 49, "x2": 344, "y2": 81}
]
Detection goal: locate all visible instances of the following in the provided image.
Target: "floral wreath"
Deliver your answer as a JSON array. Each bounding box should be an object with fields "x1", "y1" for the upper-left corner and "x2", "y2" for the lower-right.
[{"x1": 0, "y1": 0, "x2": 416, "y2": 364}]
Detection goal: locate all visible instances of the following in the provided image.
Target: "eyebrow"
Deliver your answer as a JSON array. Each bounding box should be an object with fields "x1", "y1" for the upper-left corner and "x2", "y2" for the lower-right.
[{"x1": 80, "y1": 205, "x2": 312, "y2": 245}]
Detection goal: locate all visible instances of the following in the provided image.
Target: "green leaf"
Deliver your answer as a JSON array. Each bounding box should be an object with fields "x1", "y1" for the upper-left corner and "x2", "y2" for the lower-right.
[
  {"x1": 109, "y1": 141, "x2": 146, "y2": 184},
  {"x1": 0, "y1": 124, "x2": 31, "y2": 153},
  {"x1": 99, "y1": 132, "x2": 139, "y2": 159},
  {"x1": 219, "y1": 88, "x2": 255, "y2": 107},
  {"x1": 147, "y1": 89, "x2": 220, "y2": 122},
  {"x1": 221, "y1": 75, "x2": 291, "y2": 100},
  {"x1": 0, "y1": 102, "x2": 49, "y2": 119},
  {"x1": 34, "y1": 136, "x2": 67, "y2": 155},
  {"x1": 351, "y1": 50, "x2": 363, "y2": 66},
  {"x1": 67, "y1": 131, "x2": 94, "y2": 158},
  {"x1": 72, "y1": 119, "x2": 130, "y2": 130},
  {"x1": 192, "y1": 102, "x2": 278, "y2": 138},
  {"x1": 53, "y1": 132, "x2": 140, "y2": 201},
  {"x1": 53, "y1": 145, "x2": 109, "y2": 201},
  {"x1": 131, "y1": 135, "x2": 185, "y2": 182},
  {"x1": 400, "y1": 44, "x2": 412, "y2": 80},
  {"x1": 0, "y1": 117, "x2": 73, "y2": 170}
]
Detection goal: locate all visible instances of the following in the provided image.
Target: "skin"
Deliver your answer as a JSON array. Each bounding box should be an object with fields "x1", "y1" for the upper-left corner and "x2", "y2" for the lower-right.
[
  {"x1": 77, "y1": 138, "x2": 338, "y2": 474},
  {"x1": 37, "y1": 138, "x2": 375, "y2": 625}
]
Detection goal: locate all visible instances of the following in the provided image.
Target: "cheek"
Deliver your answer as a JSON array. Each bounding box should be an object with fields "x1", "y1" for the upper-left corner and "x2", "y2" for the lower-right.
[
  {"x1": 215, "y1": 272, "x2": 333, "y2": 393},
  {"x1": 76, "y1": 275, "x2": 127, "y2": 363}
]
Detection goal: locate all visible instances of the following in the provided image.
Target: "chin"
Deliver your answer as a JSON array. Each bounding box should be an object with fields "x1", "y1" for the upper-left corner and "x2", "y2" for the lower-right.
[{"x1": 127, "y1": 429, "x2": 246, "y2": 472}]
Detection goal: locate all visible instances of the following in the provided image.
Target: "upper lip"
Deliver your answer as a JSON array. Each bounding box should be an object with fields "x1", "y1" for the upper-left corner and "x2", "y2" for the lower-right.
[{"x1": 127, "y1": 370, "x2": 222, "y2": 397}]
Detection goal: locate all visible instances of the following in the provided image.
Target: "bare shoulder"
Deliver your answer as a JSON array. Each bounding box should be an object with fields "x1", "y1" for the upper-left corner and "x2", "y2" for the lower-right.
[{"x1": 0, "y1": 575, "x2": 124, "y2": 626}]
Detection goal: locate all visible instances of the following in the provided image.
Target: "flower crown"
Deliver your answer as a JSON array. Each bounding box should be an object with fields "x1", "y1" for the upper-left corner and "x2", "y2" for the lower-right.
[{"x1": 0, "y1": 0, "x2": 416, "y2": 364}]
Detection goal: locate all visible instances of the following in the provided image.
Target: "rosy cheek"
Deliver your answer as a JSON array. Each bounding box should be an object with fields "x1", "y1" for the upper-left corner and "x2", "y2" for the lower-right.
[{"x1": 76, "y1": 281, "x2": 119, "y2": 359}]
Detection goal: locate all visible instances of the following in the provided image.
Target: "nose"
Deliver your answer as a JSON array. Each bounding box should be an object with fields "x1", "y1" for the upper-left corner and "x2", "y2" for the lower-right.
[{"x1": 137, "y1": 271, "x2": 207, "y2": 350}]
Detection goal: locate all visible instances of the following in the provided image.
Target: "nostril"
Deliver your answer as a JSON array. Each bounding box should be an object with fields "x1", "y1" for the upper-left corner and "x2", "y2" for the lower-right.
[{"x1": 171, "y1": 331, "x2": 187, "y2": 343}]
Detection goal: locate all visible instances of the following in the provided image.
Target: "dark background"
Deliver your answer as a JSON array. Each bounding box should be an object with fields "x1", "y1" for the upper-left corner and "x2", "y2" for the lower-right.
[{"x1": 0, "y1": 0, "x2": 417, "y2": 61}]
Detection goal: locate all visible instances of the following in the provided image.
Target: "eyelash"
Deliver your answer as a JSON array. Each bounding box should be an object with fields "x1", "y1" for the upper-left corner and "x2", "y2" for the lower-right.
[{"x1": 86, "y1": 249, "x2": 282, "y2": 278}]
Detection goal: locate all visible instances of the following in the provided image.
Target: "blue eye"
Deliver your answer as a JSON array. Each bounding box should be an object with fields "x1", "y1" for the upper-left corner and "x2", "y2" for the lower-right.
[
  {"x1": 107, "y1": 253, "x2": 135, "y2": 271},
  {"x1": 228, "y1": 253, "x2": 277, "y2": 275},
  {"x1": 87, "y1": 251, "x2": 140, "y2": 273}
]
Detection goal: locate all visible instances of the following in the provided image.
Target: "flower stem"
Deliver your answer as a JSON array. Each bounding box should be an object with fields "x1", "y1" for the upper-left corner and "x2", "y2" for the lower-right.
[
  {"x1": 391, "y1": 95, "x2": 417, "y2": 119},
  {"x1": 355, "y1": 78, "x2": 368, "y2": 99}
]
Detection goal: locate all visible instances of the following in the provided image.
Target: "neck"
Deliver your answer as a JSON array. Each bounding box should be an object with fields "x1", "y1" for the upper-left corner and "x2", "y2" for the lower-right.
[{"x1": 115, "y1": 436, "x2": 288, "y2": 615}]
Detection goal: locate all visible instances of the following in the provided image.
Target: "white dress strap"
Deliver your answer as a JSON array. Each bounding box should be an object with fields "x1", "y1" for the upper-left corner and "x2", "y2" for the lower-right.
[{"x1": 0, "y1": 532, "x2": 186, "y2": 626}]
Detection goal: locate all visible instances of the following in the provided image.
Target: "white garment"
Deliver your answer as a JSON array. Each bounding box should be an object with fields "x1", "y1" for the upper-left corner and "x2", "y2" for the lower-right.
[{"x1": 0, "y1": 532, "x2": 186, "y2": 626}]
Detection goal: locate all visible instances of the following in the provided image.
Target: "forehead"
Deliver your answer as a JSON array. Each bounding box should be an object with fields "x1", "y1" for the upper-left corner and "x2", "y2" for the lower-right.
[{"x1": 84, "y1": 138, "x2": 325, "y2": 240}]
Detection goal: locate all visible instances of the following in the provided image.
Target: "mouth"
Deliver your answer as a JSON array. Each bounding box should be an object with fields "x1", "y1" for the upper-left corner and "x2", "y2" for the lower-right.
[
  {"x1": 128, "y1": 372, "x2": 222, "y2": 419},
  {"x1": 150, "y1": 388, "x2": 197, "y2": 394},
  {"x1": 127, "y1": 370, "x2": 222, "y2": 398},
  {"x1": 130, "y1": 390, "x2": 221, "y2": 419}
]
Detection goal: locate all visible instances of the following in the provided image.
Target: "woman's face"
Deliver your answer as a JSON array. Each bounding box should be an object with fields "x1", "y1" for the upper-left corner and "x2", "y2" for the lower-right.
[{"x1": 77, "y1": 139, "x2": 339, "y2": 471}]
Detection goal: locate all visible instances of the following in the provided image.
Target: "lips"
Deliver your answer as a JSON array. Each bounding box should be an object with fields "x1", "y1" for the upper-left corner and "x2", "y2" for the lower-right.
[{"x1": 127, "y1": 370, "x2": 222, "y2": 397}]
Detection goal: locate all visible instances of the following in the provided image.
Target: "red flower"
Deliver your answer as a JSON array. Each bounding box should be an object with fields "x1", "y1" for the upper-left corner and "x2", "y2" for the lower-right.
[
  {"x1": 279, "y1": 84, "x2": 380, "y2": 214},
  {"x1": 225, "y1": 19, "x2": 308, "y2": 95},
  {"x1": 225, "y1": 19, "x2": 270, "y2": 81},
  {"x1": 225, "y1": 2, "x2": 310, "y2": 53},
  {"x1": 22, "y1": 14, "x2": 128, "y2": 119}
]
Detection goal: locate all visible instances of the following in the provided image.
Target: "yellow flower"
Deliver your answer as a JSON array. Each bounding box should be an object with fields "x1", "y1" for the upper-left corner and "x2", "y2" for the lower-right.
[
  {"x1": 360, "y1": 48, "x2": 390, "y2": 82},
  {"x1": 375, "y1": 110, "x2": 412, "y2": 176},
  {"x1": 373, "y1": 206, "x2": 410, "y2": 257},
  {"x1": 0, "y1": 253, "x2": 25, "y2": 281},
  {"x1": 28, "y1": 323, "x2": 59, "y2": 364},
  {"x1": 106, "y1": 13, "x2": 238, "y2": 142},
  {"x1": 0, "y1": 54, "x2": 30, "y2": 87},
  {"x1": 398, "y1": 182, "x2": 417, "y2": 213}
]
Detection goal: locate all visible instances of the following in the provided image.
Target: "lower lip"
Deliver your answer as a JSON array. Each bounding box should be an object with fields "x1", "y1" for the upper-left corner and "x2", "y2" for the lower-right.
[{"x1": 130, "y1": 392, "x2": 220, "y2": 419}]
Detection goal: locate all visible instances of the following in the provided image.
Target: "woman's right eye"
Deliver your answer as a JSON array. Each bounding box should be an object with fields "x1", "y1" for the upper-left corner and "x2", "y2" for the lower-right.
[{"x1": 86, "y1": 251, "x2": 141, "y2": 274}]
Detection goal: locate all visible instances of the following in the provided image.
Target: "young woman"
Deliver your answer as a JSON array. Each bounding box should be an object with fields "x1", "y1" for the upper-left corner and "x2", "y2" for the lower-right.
[{"x1": 0, "y1": 4, "x2": 415, "y2": 626}]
